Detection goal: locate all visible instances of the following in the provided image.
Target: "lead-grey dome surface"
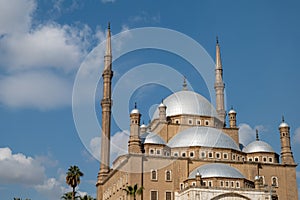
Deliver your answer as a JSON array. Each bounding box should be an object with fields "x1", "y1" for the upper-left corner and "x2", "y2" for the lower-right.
[
  {"x1": 167, "y1": 126, "x2": 240, "y2": 151},
  {"x1": 189, "y1": 163, "x2": 245, "y2": 179},
  {"x1": 140, "y1": 132, "x2": 166, "y2": 145},
  {"x1": 152, "y1": 90, "x2": 219, "y2": 119},
  {"x1": 243, "y1": 140, "x2": 275, "y2": 153}
]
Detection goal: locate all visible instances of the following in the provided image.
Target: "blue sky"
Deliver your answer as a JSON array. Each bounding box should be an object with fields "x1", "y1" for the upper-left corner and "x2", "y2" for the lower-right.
[{"x1": 0, "y1": 0, "x2": 300, "y2": 199}]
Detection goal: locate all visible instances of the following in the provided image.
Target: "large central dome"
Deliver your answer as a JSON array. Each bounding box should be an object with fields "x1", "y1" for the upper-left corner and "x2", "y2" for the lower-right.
[
  {"x1": 153, "y1": 90, "x2": 219, "y2": 118},
  {"x1": 167, "y1": 126, "x2": 240, "y2": 151}
]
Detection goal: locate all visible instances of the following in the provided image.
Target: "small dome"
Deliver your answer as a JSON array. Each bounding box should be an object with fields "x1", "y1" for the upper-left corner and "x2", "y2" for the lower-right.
[
  {"x1": 189, "y1": 163, "x2": 245, "y2": 179},
  {"x1": 140, "y1": 132, "x2": 166, "y2": 145},
  {"x1": 140, "y1": 124, "x2": 147, "y2": 128},
  {"x1": 167, "y1": 127, "x2": 240, "y2": 151},
  {"x1": 243, "y1": 140, "x2": 275, "y2": 153},
  {"x1": 130, "y1": 108, "x2": 140, "y2": 114},
  {"x1": 159, "y1": 102, "x2": 166, "y2": 108},
  {"x1": 153, "y1": 90, "x2": 219, "y2": 119},
  {"x1": 228, "y1": 109, "x2": 236, "y2": 114},
  {"x1": 279, "y1": 122, "x2": 289, "y2": 128}
]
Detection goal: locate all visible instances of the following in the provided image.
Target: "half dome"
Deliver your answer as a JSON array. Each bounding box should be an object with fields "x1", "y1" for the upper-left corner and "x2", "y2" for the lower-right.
[
  {"x1": 167, "y1": 127, "x2": 240, "y2": 151},
  {"x1": 243, "y1": 140, "x2": 275, "y2": 153},
  {"x1": 140, "y1": 132, "x2": 166, "y2": 145},
  {"x1": 153, "y1": 90, "x2": 219, "y2": 119},
  {"x1": 188, "y1": 163, "x2": 245, "y2": 179}
]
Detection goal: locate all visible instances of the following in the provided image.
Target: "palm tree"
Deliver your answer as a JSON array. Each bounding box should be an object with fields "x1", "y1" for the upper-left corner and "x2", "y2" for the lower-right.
[
  {"x1": 123, "y1": 184, "x2": 144, "y2": 200},
  {"x1": 65, "y1": 165, "x2": 84, "y2": 200},
  {"x1": 79, "y1": 195, "x2": 96, "y2": 200},
  {"x1": 61, "y1": 192, "x2": 78, "y2": 200}
]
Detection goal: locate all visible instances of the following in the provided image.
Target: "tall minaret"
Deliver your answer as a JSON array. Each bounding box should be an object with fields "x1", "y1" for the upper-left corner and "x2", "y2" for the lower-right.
[
  {"x1": 98, "y1": 23, "x2": 113, "y2": 182},
  {"x1": 279, "y1": 116, "x2": 295, "y2": 164},
  {"x1": 214, "y1": 37, "x2": 226, "y2": 124}
]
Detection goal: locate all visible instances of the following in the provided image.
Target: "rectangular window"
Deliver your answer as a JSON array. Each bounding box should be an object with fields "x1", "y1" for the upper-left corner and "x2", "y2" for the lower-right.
[
  {"x1": 208, "y1": 181, "x2": 212, "y2": 187},
  {"x1": 189, "y1": 151, "x2": 194, "y2": 157},
  {"x1": 166, "y1": 192, "x2": 172, "y2": 200},
  {"x1": 188, "y1": 119, "x2": 193, "y2": 124},
  {"x1": 208, "y1": 152, "x2": 213, "y2": 158},
  {"x1": 225, "y1": 181, "x2": 229, "y2": 187},
  {"x1": 236, "y1": 181, "x2": 240, "y2": 188},
  {"x1": 223, "y1": 153, "x2": 228, "y2": 159},
  {"x1": 220, "y1": 181, "x2": 224, "y2": 187},
  {"x1": 231, "y1": 181, "x2": 234, "y2": 188},
  {"x1": 200, "y1": 151, "x2": 206, "y2": 158},
  {"x1": 216, "y1": 153, "x2": 220, "y2": 159},
  {"x1": 151, "y1": 191, "x2": 158, "y2": 200},
  {"x1": 151, "y1": 170, "x2": 157, "y2": 180}
]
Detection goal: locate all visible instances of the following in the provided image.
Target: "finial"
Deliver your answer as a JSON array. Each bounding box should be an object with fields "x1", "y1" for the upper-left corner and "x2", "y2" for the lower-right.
[
  {"x1": 134, "y1": 102, "x2": 137, "y2": 109},
  {"x1": 231, "y1": 106, "x2": 233, "y2": 110},
  {"x1": 182, "y1": 76, "x2": 188, "y2": 91},
  {"x1": 216, "y1": 36, "x2": 219, "y2": 44},
  {"x1": 161, "y1": 98, "x2": 164, "y2": 103},
  {"x1": 282, "y1": 115, "x2": 285, "y2": 122},
  {"x1": 108, "y1": 22, "x2": 110, "y2": 30},
  {"x1": 256, "y1": 129, "x2": 259, "y2": 141}
]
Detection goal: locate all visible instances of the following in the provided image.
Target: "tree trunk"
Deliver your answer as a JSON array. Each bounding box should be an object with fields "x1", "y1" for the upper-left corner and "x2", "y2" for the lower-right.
[{"x1": 72, "y1": 187, "x2": 75, "y2": 200}]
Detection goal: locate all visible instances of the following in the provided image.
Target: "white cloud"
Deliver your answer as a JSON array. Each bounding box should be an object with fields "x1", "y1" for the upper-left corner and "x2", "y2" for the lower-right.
[
  {"x1": 238, "y1": 123, "x2": 266, "y2": 146},
  {"x1": 0, "y1": 23, "x2": 89, "y2": 72},
  {"x1": 0, "y1": 147, "x2": 45, "y2": 185},
  {"x1": 0, "y1": 72, "x2": 72, "y2": 109},
  {"x1": 293, "y1": 127, "x2": 300, "y2": 144},
  {"x1": 90, "y1": 130, "x2": 129, "y2": 163},
  {"x1": 128, "y1": 11, "x2": 161, "y2": 24},
  {"x1": 34, "y1": 177, "x2": 68, "y2": 200},
  {"x1": 0, "y1": 0, "x2": 36, "y2": 35},
  {"x1": 0, "y1": 0, "x2": 103, "y2": 110}
]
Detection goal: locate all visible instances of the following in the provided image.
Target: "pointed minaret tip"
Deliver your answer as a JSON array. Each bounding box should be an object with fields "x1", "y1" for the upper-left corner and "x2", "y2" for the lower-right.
[
  {"x1": 282, "y1": 115, "x2": 285, "y2": 122},
  {"x1": 108, "y1": 22, "x2": 110, "y2": 30},
  {"x1": 182, "y1": 76, "x2": 188, "y2": 91},
  {"x1": 216, "y1": 36, "x2": 219, "y2": 44},
  {"x1": 256, "y1": 129, "x2": 259, "y2": 141}
]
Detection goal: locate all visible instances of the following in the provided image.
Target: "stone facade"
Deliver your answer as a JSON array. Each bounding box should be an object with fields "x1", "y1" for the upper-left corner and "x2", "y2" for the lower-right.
[{"x1": 96, "y1": 26, "x2": 298, "y2": 200}]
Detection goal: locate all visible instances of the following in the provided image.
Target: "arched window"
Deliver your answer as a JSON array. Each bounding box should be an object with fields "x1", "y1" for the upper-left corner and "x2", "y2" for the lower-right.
[
  {"x1": 272, "y1": 176, "x2": 278, "y2": 187},
  {"x1": 151, "y1": 170, "x2": 157, "y2": 180},
  {"x1": 166, "y1": 170, "x2": 171, "y2": 181}
]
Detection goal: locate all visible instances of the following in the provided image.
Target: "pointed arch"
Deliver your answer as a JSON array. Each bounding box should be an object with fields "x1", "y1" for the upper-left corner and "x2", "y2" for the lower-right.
[{"x1": 211, "y1": 192, "x2": 251, "y2": 200}]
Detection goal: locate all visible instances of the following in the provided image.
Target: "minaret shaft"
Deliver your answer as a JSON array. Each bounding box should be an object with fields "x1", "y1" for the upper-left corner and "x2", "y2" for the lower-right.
[
  {"x1": 214, "y1": 39, "x2": 226, "y2": 123},
  {"x1": 98, "y1": 25, "x2": 113, "y2": 181}
]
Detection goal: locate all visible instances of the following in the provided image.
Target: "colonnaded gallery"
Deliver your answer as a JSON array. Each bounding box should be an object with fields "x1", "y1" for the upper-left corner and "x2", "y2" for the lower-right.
[{"x1": 95, "y1": 25, "x2": 298, "y2": 200}]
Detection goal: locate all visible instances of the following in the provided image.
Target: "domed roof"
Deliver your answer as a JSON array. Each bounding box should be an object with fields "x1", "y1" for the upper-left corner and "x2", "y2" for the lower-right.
[
  {"x1": 152, "y1": 90, "x2": 219, "y2": 119},
  {"x1": 242, "y1": 140, "x2": 275, "y2": 153},
  {"x1": 279, "y1": 122, "x2": 289, "y2": 128},
  {"x1": 131, "y1": 108, "x2": 140, "y2": 114},
  {"x1": 140, "y1": 124, "x2": 147, "y2": 128},
  {"x1": 228, "y1": 109, "x2": 236, "y2": 114},
  {"x1": 188, "y1": 163, "x2": 245, "y2": 179},
  {"x1": 167, "y1": 127, "x2": 240, "y2": 151},
  {"x1": 140, "y1": 132, "x2": 166, "y2": 145}
]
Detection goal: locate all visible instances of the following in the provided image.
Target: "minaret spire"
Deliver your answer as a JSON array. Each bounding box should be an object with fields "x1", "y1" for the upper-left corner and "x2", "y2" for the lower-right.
[
  {"x1": 104, "y1": 22, "x2": 112, "y2": 71},
  {"x1": 182, "y1": 76, "x2": 188, "y2": 91},
  {"x1": 98, "y1": 23, "x2": 113, "y2": 184},
  {"x1": 256, "y1": 129, "x2": 259, "y2": 141},
  {"x1": 214, "y1": 37, "x2": 226, "y2": 124}
]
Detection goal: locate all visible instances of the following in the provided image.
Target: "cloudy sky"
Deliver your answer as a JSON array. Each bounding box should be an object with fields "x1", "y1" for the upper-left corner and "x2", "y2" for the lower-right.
[{"x1": 0, "y1": 0, "x2": 300, "y2": 199}]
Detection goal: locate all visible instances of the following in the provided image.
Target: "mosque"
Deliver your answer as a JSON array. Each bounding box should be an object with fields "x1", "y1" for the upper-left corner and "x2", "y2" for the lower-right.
[{"x1": 96, "y1": 25, "x2": 298, "y2": 200}]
